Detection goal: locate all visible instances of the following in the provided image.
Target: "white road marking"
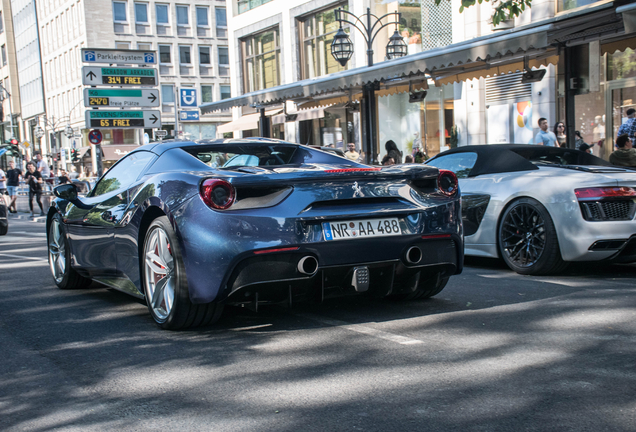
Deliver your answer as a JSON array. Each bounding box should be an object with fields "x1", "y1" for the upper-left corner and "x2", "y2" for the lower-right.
[
  {"x1": 297, "y1": 313, "x2": 424, "y2": 345},
  {"x1": 0, "y1": 253, "x2": 48, "y2": 262},
  {"x1": 477, "y1": 273, "x2": 598, "y2": 288},
  {"x1": 229, "y1": 324, "x2": 274, "y2": 332}
]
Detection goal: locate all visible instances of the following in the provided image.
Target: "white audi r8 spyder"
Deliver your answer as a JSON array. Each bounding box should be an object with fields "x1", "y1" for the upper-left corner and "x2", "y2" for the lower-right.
[{"x1": 426, "y1": 145, "x2": 636, "y2": 275}]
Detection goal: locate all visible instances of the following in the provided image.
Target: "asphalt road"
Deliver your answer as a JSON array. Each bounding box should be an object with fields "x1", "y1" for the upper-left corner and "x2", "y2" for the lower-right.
[{"x1": 1, "y1": 217, "x2": 635, "y2": 431}]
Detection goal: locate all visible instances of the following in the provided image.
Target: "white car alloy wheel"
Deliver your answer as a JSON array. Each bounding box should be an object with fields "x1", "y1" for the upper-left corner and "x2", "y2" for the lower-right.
[
  {"x1": 144, "y1": 226, "x2": 175, "y2": 321},
  {"x1": 48, "y1": 217, "x2": 66, "y2": 284}
]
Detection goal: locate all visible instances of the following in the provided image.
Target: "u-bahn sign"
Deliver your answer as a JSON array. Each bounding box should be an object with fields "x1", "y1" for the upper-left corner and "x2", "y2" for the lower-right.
[
  {"x1": 82, "y1": 66, "x2": 157, "y2": 86},
  {"x1": 85, "y1": 110, "x2": 161, "y2": 129},
  {"x1": 83, "y1": 88, "x2": 160, "y2": 107}
]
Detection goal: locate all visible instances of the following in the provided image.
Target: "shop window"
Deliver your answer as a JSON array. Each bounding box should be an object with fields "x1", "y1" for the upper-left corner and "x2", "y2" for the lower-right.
[
  {"x1": 608, "y1": 48, "x2": 636, "y2": 81},
  {"x1": 241, "y1": 28, "x2": 280, "y2": 92},
  {"x1": 299, "y1": 5, "x2": 348, "y2": 79}
]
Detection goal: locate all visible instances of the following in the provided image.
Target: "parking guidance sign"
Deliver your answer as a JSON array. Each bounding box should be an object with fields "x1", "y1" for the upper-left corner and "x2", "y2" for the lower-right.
[
  {"x1": 86, "y1": 110, "x2": 161, "y2": 129},
  {"x1": 82, "y1": 49, "x2": 156, "y2": 65}
]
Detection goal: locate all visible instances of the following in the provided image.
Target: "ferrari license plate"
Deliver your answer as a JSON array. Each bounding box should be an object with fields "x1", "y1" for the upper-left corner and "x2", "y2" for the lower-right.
[{"x1": 322, "y1": 218, "x2": 402, "y2": 241}]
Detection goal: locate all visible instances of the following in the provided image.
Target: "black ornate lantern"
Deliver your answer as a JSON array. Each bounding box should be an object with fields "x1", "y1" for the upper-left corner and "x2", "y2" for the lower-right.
[
  {"x1": 386, "y1": 30, "x2": 408, "y2": 60},
  {"x1": 331, "y1": 27, "x2": 354, "y2": 67}
]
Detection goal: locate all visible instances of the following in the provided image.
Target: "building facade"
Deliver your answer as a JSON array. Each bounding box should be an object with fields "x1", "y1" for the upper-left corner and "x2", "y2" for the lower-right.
[
  {"x1": 23, "y1": 0, "x2": 232, "y2": 174},
  {"x1": 210, "y1": 0, "x2": 636, "y2": 164},
  {"x1": 0, "y1": 0, "x2": 21, "y2": 147}
]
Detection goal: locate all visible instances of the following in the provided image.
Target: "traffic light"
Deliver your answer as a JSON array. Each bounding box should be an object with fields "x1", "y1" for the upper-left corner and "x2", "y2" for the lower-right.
[{"x1": 71, "y1": 149, "x2": 79, "y2": 163}]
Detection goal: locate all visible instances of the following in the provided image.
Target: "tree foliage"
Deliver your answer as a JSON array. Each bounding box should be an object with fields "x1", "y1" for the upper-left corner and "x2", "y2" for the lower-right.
[{"x1": 435, "y1": 0, "x2": 533, "y2": 26}]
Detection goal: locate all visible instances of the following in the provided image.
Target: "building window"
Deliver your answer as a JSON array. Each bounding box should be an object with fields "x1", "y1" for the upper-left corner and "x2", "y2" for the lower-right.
[
  {"x1": 161, "y1": 84, "x2": 174, "y2": 103},
  {"x1": 138, "y1": 42, "x2": 151, "y2": 51},
  {"x1": 201, "y1": 85, "x2": 213, "y2": 103},
  {"x1": 218, "y1": 46, "x2": 229, "y2": 77},
  {"x1": 156, "y1": 4, "x2": 169, "y2": 24},
  {"x1": 113, "y1": 1, "x2": 127, "y2": 22},
  {"x1": 242, "y1": 28, "x2": 280, "y2": 92},
  {"x1": 237, "y1": 0, "x2": 273, "y2": 15},
  {"x1": 558, "y1": 0, "x2": 604, "y2": 13},
  {"x1": 134, "y1": 2, "x2": 148, "y2": 23},
  {"x1": 0, "y1": 12, "x2": 3, "y2": 33},
  {"x1": 196, "y1": 6, "x2": 209, "y2": 27},
  {"x1": 159, "y1": 44, "x2": 171, "y2": 63},
  {"x1": 1, "y1": 45, "x2": 6, "y2": 66},
  {"x1": 199, "y1": 46, "x2": 211, "y2": 65},
  {"x1": 116, "y1": 41, "x2": 131, "y2": 49},
  {"x1": 179, "y1": 46, "x2": 191, "y2": 65},
  {"x1": 215, "y1": 7, "x2": 227, "y2": 38},
  {"x1": 299, "y1": 5, "x2": 348, "y2": 79},
  {"x1": 220, "y1": 85, "x2": 231, "y2": 100},
  {"x1": 176, "y1": 5, "x2": 189, "y2": 26}
]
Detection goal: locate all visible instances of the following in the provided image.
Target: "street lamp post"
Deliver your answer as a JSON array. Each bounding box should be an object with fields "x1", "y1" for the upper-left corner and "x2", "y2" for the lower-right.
[{"x1": 331, "y1": 7, "x2": 407, "y2": 164}]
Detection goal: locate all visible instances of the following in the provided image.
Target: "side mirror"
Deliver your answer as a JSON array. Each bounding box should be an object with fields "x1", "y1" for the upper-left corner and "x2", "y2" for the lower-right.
[{"x1": 54, "y1": 183, "x2": 79, "y2": 201}]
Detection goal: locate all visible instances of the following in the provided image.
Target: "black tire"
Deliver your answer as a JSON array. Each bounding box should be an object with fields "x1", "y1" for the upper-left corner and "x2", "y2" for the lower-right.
[
  {"x1": 498, "y1": 198, "x2": 568, "y2": 275},
  {"x1": 0, "y1": 204, "x2": 8, "y2": 235},
  {"x1": 389, "y1": 273, "x2": 449, "y2": 301},
  {"x1": 48, "y1": 213, "x2": 91, "y2": 289},
  {"x1": 142, "y1": 216, "x2": 223, "y2": 330}
]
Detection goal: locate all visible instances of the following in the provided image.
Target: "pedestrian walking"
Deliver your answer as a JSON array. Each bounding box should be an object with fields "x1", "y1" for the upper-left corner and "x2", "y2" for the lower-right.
[
  {"x1": 554, "y1": 122, "x2": 566, "y2": 147},
  {"x1": 344, "y1": 143, "x2": 360, "y2": 161},
  {"x1": 6, "y1": 160, "x2": 21, "y2": 213},
  {"x1": 34, "y1": 152, "x2": 51, "y2": 178},
  {"x1": 385, "y1": 140, "x2": 403, "y2": 164},
  {"x1": 24, "y1": 161, "x2": 45, "y2": 217},
  {"x1": 617, "y1": 108, "x2": 636, "y2": 138},
  {"x1": 534, "y1": 118, "x2": 558, "y2": 146}
]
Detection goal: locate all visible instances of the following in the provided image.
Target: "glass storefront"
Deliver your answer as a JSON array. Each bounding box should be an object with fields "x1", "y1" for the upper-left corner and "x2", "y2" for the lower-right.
[
  {"x1": 183, "y1": 123, "x2": 217, "y2": 140},
  {"x1": 376, "y1": 84, "x2": 453, "y2": 163}
]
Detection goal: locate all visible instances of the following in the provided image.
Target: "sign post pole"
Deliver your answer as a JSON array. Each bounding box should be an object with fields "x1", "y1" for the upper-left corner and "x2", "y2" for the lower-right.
[{"x1": 174, "y1": 86, "x2": 179, "y2": 139}]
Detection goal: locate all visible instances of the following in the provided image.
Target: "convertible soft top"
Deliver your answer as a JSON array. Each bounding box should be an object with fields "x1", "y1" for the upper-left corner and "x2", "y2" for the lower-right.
[{"x1": 430, "y1": 144, "x2": 611, "y2": 177}]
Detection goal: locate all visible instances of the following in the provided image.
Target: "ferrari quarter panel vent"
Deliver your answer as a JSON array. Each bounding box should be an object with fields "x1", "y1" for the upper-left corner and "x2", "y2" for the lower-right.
[
  {"x1": 579, "y1": 201, "x2": 635, "y2": 221},
  {"x1": 408, "y1": 178, "x2": 437, "y2": 194}
]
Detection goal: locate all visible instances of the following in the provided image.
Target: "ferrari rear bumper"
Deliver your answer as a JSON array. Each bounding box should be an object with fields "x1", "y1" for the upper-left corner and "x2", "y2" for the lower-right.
[{"x1": 218, "y1": 235, "x2": 462, "y2": 305}]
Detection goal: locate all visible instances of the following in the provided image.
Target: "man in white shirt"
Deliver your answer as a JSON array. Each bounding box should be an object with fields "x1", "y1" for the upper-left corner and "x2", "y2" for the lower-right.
[
  {"x1": 34, "y1": 152, "x2": 51, "y2": 178},
  {"x1": 534, "y1": 118, "x2": 558, "y2": 146}
]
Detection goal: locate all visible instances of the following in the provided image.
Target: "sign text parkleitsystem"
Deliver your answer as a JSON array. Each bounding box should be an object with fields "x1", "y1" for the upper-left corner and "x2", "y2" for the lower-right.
[{"x1": 82, "y1": 49, "x2": 157, "y2": 65}]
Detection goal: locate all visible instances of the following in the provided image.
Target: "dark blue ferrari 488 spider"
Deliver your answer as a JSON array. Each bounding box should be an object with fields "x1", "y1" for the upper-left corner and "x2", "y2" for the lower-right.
[{"x1": 48, "y1": 139, "x2": 463, "y2": 329}]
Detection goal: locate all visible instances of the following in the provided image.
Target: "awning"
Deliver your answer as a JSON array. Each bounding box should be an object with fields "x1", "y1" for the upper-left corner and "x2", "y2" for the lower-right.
[
  {"x1": 617, "y1": 3, "x2": 636, "y2": 35},
  {"x1": 201, "y1": 83, "x2": 303, "y2": 114},
  {"x1": 601, "y1": 36, "x2": 636, "y2": 55},
  {"x1": 303, "y1": 26, "x2": 550, "y2": 95},
  {"x1": 200, "y1": 24, "x2": 552, "y2": 114},
  {"x1": 78, "y1": 146, "x2": 92, "y2": 159},
  {"x1": 101, "y1": 144, "x2": 141, "y2": 161},
  {"x1": 217, "y1": 109, "x2": 282, "y2": 133},
  {"x1": 436, "y1": 54, "x2": 559, "y2": 86},
  {"x1": 271, "y1": 107, "x2": 326, "y2": 125}
]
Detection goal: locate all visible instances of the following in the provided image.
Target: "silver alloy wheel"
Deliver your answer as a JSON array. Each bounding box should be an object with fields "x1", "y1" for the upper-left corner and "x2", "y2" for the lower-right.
[
  {"x1": 48, "y1": 218, "x2": 66, "y2": 283},
  {"x1": 144, "y1": 227, "x2": 175, "y2": 320}
]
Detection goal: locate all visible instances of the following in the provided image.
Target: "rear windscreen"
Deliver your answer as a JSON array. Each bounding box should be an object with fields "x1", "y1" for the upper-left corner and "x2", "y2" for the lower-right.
[
  {"x1": 510, "y1": 147, "x2": 612, "y2": 166},
  {"x1": 182, "y1": 144, "x2": 299, "y2": 168}
]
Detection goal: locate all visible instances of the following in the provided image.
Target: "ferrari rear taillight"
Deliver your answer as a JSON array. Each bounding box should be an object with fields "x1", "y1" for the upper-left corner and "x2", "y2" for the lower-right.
[
  {"x1": 437, "y1": 170, "x2": 458, "y2": 197},
  {"x1": 574, "y1": 187, "x2": 636, "y2": 200},
  {"x1": 200, "y1": 179, "x2": 235, "y2": 210}
]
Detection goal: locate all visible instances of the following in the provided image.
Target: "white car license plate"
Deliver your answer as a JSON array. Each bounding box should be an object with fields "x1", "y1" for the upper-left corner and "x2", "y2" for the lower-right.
[{"x1": 322, "y1": 218, "x2": 402, "y2": 241}]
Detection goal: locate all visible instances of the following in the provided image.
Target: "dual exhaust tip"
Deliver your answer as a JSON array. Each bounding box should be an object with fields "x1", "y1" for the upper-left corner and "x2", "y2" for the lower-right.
[
  {"x1": 297, "y1": 247, "x2": 421, "y2": 276},
  {"x1": 297, "y1": 256, "x2": 319, "y2": 275},
  {"x1": 405, "y1": 246, "x2": 422, "y2": 265}
]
